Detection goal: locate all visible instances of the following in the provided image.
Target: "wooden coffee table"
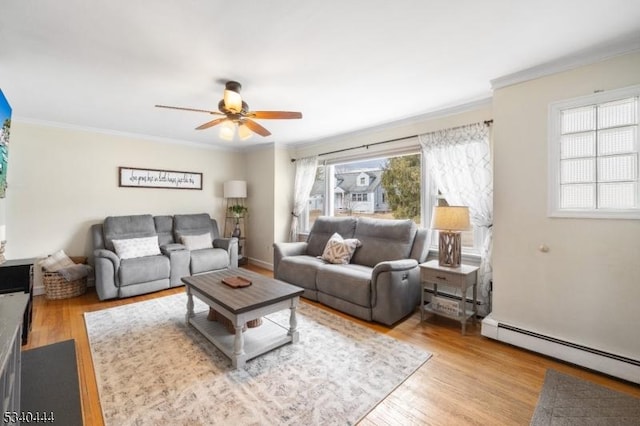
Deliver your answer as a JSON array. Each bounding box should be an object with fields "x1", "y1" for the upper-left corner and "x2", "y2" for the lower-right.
[{"x1": 182, "y1": 268, "x2": 304, "y2": 368}]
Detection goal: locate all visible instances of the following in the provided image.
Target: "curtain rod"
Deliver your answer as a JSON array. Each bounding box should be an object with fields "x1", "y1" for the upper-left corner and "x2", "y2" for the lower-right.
[{"x1": 291, "y1": 120, "x2": 493, "y2": 162}]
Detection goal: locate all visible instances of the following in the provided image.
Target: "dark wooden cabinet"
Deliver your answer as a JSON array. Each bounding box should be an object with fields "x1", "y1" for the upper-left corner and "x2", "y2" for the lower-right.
[{"x1": 0, "y1": 258, "x2": 36, "y2": 345}]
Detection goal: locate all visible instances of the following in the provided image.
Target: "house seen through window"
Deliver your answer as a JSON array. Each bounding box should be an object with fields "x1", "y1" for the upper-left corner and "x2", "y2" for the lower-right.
[{"x1": 307, "y1": 153, "x2": 422, "y2": 229}]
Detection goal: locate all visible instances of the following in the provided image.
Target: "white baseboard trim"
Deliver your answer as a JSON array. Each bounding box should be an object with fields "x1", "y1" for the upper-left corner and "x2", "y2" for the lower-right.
[
  {"x1": 247, "y1": 257, "x2": 273, "y2": 271},
  {"x1": 482, "y1": 315, "x2": 640, "y2": 384},
  {"x1": 33, "y1": 284, "x2": 46, "y2": 296}
]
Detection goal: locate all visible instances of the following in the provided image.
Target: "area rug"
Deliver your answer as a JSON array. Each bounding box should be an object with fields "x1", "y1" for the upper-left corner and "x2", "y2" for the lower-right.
[
  {"x1": 530, "y1": 369, "x2": 640, "y2": 425},
  {"x1": 84, "y1": 293, "x2": 431, "y2": 425}
]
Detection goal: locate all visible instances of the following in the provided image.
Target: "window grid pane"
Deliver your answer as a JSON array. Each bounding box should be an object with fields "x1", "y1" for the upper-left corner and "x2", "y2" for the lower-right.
[
  {"x1": 561, "y1": 132, "x2": 596, "y2": 159},
  {"x1": 561, "y1": 106, "x2": 596, "y2": 134},
  {"x1": 597, "y1": 154, "x2": 638, "y2": 182},
  {"x1": 561, "y1": 184, "x2": 595, "y2": 209},
  {"x1": 597, "y1": 97, "x2": 638, "y2": 129},
  {"x1": 597, "y1": 126, "x2": 637, "y2": 156},
  {"x1": 598, "y1": 182, "x2": 638, "y2": 209},
  {"x1": 560, "y1": 158, "x2": 595, "y2": 183}
]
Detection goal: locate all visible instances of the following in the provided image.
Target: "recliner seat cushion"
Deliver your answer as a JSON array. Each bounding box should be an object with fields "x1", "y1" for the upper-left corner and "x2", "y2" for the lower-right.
[
  {"x1": 351, "y1": 217, "x2": 417, "y2": 267},
  {"x1": 276, "y1": 255, "x2": 325, "y2": 291},
  {"x1": 190, "y1": 248, "x2": 229, "y2": 274},
  {"x1": 316, "y1": 264, "x2": 372, "y2": 307},
  {"x1": 119, "y1": 255, "x2": 170, "y2": 286}
]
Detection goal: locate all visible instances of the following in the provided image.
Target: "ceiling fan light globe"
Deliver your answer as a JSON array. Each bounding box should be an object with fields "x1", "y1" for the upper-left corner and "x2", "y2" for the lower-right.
[
  {"x1": 219, "y1": 120, "x2": 235, "y2": 141},
  {"x1": 238, "y1": 123, "x2": 252, "y2": 140}
]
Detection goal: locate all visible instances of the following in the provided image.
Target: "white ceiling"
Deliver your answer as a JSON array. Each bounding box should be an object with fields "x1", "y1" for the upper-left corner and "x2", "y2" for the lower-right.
[{"x1": 2, "y1": 0, "x2": 640, "y2": 149}]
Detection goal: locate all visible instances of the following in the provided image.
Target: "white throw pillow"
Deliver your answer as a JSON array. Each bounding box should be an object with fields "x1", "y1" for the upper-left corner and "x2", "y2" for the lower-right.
[
  {"x1": 112, "y1": 236, "x2": 161, "y2": 260},
  {"x1": 180, "y1": 233, "x2": 213, "y2": 251},
  {"x1": 39, "y1": 249, "x2": 76, "y2": 272},
  {"x1": 320, "y1": 232, "x2": 361, "y2": 265}
]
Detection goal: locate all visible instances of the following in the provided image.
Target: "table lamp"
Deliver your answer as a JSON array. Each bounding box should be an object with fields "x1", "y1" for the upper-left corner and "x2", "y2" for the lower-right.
[{"x1": 430, "y1": 206, "x2": 470, "y2": 268}]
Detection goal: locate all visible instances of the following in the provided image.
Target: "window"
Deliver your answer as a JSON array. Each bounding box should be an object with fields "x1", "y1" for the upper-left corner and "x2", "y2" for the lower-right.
[
  {"x1": 306, "y1": 153, "x2": 422, "y2": 230},
  {"x1": 549, "y1": 85, "x2": 640, "y2": 219}
]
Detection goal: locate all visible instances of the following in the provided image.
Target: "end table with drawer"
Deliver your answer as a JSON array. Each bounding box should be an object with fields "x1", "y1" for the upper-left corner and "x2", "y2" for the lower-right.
[{"x1": 419, "y1": 260, "x2": 479, "y2": 335}]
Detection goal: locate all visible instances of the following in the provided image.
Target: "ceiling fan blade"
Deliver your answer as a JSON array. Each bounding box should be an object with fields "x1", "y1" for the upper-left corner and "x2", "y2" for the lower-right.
[
  {"x1": 244, "y1": 119, "x2": 272, "y2": 137},
  {"x1": 196, "y1": 117, "x2": 227, "y2": 130},
  {"x1": 248, "y1": 111, "x2": 302, "y2": 119},
  {"x1": 155, "y1": 104, "x2": 224, "y2": 115}
]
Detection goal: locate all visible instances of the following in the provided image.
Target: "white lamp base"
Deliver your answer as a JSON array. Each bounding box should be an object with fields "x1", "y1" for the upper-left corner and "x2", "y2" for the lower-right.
[{"x1": 438, "y1": 231, "x2": 462, "y2": 268}]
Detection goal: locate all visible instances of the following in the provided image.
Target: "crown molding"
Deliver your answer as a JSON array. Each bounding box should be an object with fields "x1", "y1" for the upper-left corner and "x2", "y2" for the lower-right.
[
  {"x1": 12, "y1": 116, "x2": 242, "y2": 152},
  {"x1": 491, "y1": 31, "x2": 640, "y2": 90}
]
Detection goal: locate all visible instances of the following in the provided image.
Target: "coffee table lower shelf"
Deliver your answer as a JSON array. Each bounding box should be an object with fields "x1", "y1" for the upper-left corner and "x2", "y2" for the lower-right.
[{"x1": 189, "y1": 311, "x2": 294, "y2": 368}]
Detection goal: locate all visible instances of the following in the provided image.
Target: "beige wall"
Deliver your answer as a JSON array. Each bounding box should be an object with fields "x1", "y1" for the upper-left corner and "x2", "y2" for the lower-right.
[
  {"x1": 492, "y1": 52, "x2": 640, "y2": 360},
  {"x1": 6, "y1": 122, "x2": 244, "y2": 260},
  {"x1": 243, "y1": 143, "x2": 294, "y2": 268},
  {"x1": 244, "y1": 145, "x2": 275, "y2": 267}
]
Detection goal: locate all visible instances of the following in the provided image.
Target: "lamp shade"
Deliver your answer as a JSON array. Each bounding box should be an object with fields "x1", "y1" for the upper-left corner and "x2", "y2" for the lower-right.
[
  {"x1": 223, "y1": 180, "x2": 247, "y2": 198},
  {"x1": 430, "y1": 206, "x2": 470, "y2": 231}
]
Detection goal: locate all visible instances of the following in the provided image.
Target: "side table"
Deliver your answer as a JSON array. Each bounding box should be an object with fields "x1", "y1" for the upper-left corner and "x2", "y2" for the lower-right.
[
  {"x1": 419, "y1": 260, "x2": 479, "y2": 335},
  {"x1": 0, "y1": 258, "x2": 37, "y2": 344}
]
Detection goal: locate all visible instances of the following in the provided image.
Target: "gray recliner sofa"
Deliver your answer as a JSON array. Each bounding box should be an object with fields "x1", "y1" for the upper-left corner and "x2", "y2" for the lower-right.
[
  {"x1": 273, "y1": 216, "x2": 429, "y2": 326},
  {"x1": 92, "y1": 213, "x2": 237, "y2": 300}
]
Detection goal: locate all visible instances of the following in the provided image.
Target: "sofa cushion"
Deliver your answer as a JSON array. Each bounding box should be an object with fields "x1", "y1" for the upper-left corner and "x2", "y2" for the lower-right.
[
  {"x1": 190, "y1": 248, "x2": 229, "y2": 274},
  {"x1": 276, "y1": 255, "x2": 325, "y2": 292},
  {"x1": 174, "y1": 213, "x2": 218, "y2": 241},
  {"x1": 306, "y1": 216, "x2": 357, "y2": 257},
  {"x1": 112, "y1": 236, "x2": 161, "y2": 260},
  {"x1": 119, "y1": 255, "x2": 170, "y2": 286},
  {"x1": 104, "y1": 214, "x2": 157, "y2": 252},
  {"x1": 181, "y1": 233, "x2": 212, "y2": 251},
  {"x1": 320, "y1": 233, "x2": 361, "y2": 264},
  {"x1": 316, "y1": 263, "x2": 372, "y2": 307},
  {"x1": 351, "y1": 217, "x2": 417, "y2": 267}
]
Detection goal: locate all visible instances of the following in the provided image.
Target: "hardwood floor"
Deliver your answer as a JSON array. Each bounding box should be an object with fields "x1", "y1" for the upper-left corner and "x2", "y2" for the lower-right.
[{"x1": 23, "y1": 264, "x2": 640, "y2": 425}]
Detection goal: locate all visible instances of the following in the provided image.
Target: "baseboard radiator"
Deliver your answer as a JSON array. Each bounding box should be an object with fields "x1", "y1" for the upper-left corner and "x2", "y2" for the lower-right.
[{"x1": 482, "y1": 315, "x2": 640, "y2": 384}]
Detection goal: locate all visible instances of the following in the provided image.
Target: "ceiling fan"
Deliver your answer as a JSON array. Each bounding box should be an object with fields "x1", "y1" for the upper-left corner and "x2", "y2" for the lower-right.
[{"x1": 155, "y1": 81, "x2": 302, "y2": 140}]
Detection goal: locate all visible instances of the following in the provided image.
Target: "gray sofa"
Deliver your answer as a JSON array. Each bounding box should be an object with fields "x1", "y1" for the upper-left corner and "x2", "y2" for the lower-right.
[
  {"x1": 273, "y1": 216, "x2": 429, "y2": 326},
  {"x1": 92, "y1": 213, "x2": 237, "y2": 300}
]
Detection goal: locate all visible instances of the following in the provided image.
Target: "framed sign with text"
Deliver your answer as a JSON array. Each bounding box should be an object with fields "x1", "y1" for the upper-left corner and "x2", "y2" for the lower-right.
[{"x1": 119, "y1": 167, "x2": 203, "y2": 190}]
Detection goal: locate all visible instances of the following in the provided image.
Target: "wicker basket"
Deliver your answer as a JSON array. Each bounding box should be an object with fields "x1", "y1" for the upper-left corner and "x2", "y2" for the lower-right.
[
  {"x1": 207, "y1": 307, "x2": 262, "y2": 334},
  {"x1": 42, "y1": 256, "x2": 88, "y2": 300}
]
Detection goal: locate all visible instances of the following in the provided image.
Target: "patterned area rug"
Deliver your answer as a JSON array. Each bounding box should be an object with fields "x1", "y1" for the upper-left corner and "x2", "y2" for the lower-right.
[
  {"x1": 531, "y1": 369, "x2": 640, "y2": 425},
  {"x1": 85, "y1": 293, "x2": 431, "y2": 425}
]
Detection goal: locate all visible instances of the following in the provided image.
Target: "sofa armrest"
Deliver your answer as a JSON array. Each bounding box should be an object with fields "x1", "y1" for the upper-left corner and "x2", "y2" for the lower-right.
[
  {"x1": 272, "y1": 242, "x2": 308, "y2": 277},
  {"x1": 94, "y1": 248, "x2": 120, "y2": 267},
  {"x1": 371, "y1": 259, "x2": 418, "y2": 276},
  {"x1": 213, "y1": 237, "x2": 238, "y2": 268},
  {"x1": 93, "y1": 249, "x2": 121, "y2": 300},
  {"x1": 370, "y1": 259, "x2": 421, "y2": 326},
  {"x1": 160, "y1": 244, "x2": 190, "y2": 287},
  {"x1": 213, "y1": 237, "x2": 234, "y2": 251}
]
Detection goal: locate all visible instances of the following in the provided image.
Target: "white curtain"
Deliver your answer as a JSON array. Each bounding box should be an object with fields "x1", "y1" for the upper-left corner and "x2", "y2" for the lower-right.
[
  {"x1": 419, "y1": 122, "x2": 493, "y2": 315},
  {"x1": 289, "y1": 156, "x2": 318, "y2": 242}
]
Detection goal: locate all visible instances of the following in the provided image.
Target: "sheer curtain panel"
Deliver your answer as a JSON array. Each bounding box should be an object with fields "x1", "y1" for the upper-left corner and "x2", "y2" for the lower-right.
[
  {"x1": 420, "y1": 122, "x2": 493, "y2": 315},
  {"x1": 289, "y1": 156, "x2": 318, "y2": 242}
]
